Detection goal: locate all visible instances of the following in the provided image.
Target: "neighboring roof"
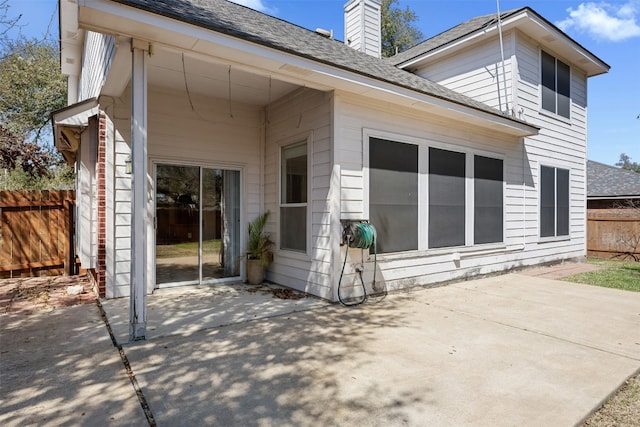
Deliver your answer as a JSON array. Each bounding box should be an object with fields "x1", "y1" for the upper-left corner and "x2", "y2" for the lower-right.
[
  {"x1": 389, "y1": 6, "x2": 610, "y2": 76},
  {"x1": 110, "y1": 0, "x2": 534, "y2": 129},
  {"x1": 587, "y1": 160, "x2": 640, "y2": 198}
]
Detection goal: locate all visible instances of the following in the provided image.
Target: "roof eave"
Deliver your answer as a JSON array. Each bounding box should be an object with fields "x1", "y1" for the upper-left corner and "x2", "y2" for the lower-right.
[
  {"x1": 397, "y1": 8, "x2": 610, "y2": 77},
  {"x1": 77, "y1": 0, "x2": 537, "y2": 137}
]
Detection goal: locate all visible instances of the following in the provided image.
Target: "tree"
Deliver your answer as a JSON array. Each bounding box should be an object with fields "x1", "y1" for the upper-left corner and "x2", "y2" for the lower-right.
[
  {"x1": 615, "y1": 153, "x2": 640, "y2": 173},
  {"x1": 0, "y1": 0, "x2": 22, "y2": 52},
  {"x1": 381, "y1": 0, "x2": 424, "y2": 58},
  {"x1": 0, "y1": 38, "x2": 67, "y2": 143}
]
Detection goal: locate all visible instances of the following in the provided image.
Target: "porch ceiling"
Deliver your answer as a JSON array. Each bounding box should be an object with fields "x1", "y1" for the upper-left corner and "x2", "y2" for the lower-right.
[{"x1": 148, "y1": 47, "x2": 301, "y2": 106}]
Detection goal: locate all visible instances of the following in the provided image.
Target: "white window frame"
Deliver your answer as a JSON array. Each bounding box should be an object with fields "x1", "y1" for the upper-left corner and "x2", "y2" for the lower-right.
[
  {"x1": 540, "y1": 50, "x2": 571, "y2": 120},
  {"x1": 363, "y1": 128, "x2": 506, "y2": 256},
  {"x1": 277, "y1": 133, "x2": 313, "y2": 257},
  {"x1": 538, "y1": 163, "x2": 571, "y2": 241}
]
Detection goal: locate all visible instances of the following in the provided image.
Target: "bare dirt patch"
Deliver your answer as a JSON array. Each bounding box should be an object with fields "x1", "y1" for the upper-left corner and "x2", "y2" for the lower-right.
[{"x1": 0, "y1": 275, "x2": 96, "y2": 314}]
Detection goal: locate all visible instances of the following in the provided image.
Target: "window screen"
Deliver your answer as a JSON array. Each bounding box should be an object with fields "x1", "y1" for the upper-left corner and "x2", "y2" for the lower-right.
[
  {"x1": 540, "y1": 165, "x2": 570, "y2": 238},
  {"x1": 541, "y1": 51, "x2": 571, "y2": 119},
  {"x1": 540, "y1": 166, "x2": 556, "y2": 238},
  {"x1": 280, "y1": 141, "x2": 307, "y2": 252},
  {"x1": 557, "y1": 60, "x2": 571, "y2": 119},
  {"x1": 429, "y1": 147, "x2": 465, "y2": 248},
  {"x1": 369, "y1": 137, "x2": 418, "y2": 253},
  {"x1": 541, "y1": 51, "x2": 556, "y2": 114},
  {"x1": 474, "y1": 156, "x2": 503, "y2": 244},
  {"x1": 556, "y1": 168, "x2": 569, "y2": 236}
]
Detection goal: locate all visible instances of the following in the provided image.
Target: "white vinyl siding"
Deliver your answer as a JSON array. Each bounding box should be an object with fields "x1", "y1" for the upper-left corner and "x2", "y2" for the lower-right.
[
  {"x1": 413, "y1": 31, "x2": 515, "y2": 112},
  {"x1": 344, "y1": 0, "x2": 381, "y2": 57},
  {"x1": 334, "y1": 89, "x2": 585, "y2": 296},
  {"x1": 265, "y1": 88, "x2": 333, "y2": 300},
  {"x1": 79, "y1": 32, "x2": 116, "y2": 101},
  {"x1": 400, "y1": 30, "x2": 587, "y2": 282},
  {"x1": 105, "y1": 84, "x2": 263, "y2": 297},
  {"x1": 76, "y1": 116, "x2": 98, "y2": 269}
]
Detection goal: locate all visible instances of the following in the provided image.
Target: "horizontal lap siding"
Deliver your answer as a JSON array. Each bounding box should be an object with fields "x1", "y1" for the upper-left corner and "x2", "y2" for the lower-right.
[
  {"x1": 414, "y1": 33, "x2": 515, "y2": 112},
  {"x1": 106, "y1": 86, "x2": 262, "y2": 297},
  {"x1": 80, "y1": 32, "x2": 115, "y2": 100},
  {"x1": 334, "y1": 85, "x2": 587, "y2": 296},
  {"x1": 265, "y1": 88, "x2": 333, "y2": 299},
  {"x1": 516, "y1": 33, "x2": 588, "y2": 259}
]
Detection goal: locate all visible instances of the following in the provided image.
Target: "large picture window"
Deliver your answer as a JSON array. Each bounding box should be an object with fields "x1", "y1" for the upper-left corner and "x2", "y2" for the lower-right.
[
  {"x1": 369, "y1": 137, "x2": 418, "y2": 253},
  {"x1": 429, "y1": 147, "x2": 465, "y2": 248},
  {"x1": 540, "y1": 165, "x2": 570, "y2": 238},
  {"x1": 280, "y1": 141, "x2": 307, "y2": 252},
  {"x1": 541, "y1": 51, "x2": 570, "y2": 119},
  {"x1": 367, "y1": 135, "x2": 505, "y2": 253},
  {"x1": 474, "y1": 155, "x2": 503, "y2": 244}
]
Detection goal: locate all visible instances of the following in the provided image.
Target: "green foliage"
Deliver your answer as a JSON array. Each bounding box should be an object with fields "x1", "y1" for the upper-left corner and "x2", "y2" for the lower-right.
[
  {"x1": 616, "y1": 153, "x2": 640, "y2": 173},
  {"x1": 0, "y1": 38, "x2": 67, "y2": 142},
  {"x1": 0, "y1": 162, "x2": 74, "y2": 190},
  {"x1": 381, "y1": 0, "x2": 424, "y2": 58},
  {"x1": 564, "y1": 260, "x2": 640, "y2": 292},
  {"x1": 248, "y1": 212, "x2": 273, "y2": 267}
]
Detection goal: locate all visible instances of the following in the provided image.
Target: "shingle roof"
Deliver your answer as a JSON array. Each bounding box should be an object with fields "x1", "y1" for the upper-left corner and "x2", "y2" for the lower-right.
[
  {"x1": 112, "y1": 0, "x2": 531, "y2": 126},
  {"x1": 587, "y1": 160, "x2": 640, "y2": 198},
  {"x1": 388, "y1": 8, "x2": 525, "y2": 66}
]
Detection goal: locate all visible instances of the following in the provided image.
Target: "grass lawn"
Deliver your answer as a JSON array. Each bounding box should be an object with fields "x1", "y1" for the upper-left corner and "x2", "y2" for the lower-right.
[{"x1": 563, "y1": 259, "x2": 640, "y2": 292}]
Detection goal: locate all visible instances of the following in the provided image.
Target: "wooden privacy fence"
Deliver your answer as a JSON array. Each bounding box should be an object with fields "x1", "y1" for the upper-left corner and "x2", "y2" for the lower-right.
[
  {"x1": 0, "y1": 190, "x2": 75, "y2": 277},
  {"x1": 587, "y1": 209, "x2": 640, "y2": 260}
]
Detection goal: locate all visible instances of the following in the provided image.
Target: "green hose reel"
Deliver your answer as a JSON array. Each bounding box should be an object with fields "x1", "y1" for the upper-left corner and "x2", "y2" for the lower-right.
[{"x1": 339, "y1": 221, "x2": 377, "y2": 306}]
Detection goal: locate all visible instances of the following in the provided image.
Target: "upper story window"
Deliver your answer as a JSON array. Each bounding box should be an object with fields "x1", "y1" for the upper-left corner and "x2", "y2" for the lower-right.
[{"x1": 541, "y1": 51, "x2": 571, "y2": 119}]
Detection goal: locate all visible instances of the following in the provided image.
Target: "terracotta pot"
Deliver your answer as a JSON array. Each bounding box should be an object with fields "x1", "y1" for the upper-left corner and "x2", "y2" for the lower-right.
[{"x1": 246, "y1": 258, "x2": 265, "y2": 285}]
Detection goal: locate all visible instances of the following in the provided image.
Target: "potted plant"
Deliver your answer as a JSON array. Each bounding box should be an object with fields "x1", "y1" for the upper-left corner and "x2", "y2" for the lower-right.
[{"x1": 246, "y1": 211, "x2": 274, "y2": 285}]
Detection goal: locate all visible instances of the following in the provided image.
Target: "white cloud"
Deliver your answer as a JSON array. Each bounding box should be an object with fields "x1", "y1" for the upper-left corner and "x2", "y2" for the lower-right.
[
  {"x1": 556, "y1": 1, "x2": 640, "y2": 42},
  {"x1": 228, "y1": 0, "x2": 277, "y2": 15}
]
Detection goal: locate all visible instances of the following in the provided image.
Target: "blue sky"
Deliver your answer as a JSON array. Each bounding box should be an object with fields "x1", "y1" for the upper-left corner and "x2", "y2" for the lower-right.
[{"x1": 6, "y1": 0, "x2": 639, "y2": 166}]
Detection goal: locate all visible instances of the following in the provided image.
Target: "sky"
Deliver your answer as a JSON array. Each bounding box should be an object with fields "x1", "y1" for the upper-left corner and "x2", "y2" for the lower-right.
[{"x1": 5, "y1": 0, "x2": 639, "y2": 166}]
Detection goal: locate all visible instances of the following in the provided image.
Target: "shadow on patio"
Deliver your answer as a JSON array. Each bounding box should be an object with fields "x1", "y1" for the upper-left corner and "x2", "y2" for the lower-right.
[{"x1": 101, "y1": 282, "x2": 331, "y2": 346}]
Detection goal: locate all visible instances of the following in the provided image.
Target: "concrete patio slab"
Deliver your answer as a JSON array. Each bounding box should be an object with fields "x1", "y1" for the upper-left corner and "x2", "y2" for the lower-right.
[
  {"x1": 0, "y1": 304, "x2": 147, "y2": 427},
  {"x1": 119, "y1": 274, "x2": 640, "y2": 426},
  {"x1": 102, "y1": 283, "x2": 330, "y2": 345}
]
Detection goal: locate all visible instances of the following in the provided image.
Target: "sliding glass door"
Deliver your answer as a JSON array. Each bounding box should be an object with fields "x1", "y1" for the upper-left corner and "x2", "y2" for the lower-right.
[{"x1": 155, "y1": 164, "x2": 240, "y2": 286}]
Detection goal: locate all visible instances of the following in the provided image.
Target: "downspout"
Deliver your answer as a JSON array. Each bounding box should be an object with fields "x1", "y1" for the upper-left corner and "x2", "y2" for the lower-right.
[{"x1": 496, "y1": 0, "x2": 509, "y2": 114}]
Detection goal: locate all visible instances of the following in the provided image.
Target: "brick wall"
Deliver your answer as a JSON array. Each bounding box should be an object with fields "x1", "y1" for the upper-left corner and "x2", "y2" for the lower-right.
[{"x1": 96, "y1": 111, "x2": 107, "y2": 297}]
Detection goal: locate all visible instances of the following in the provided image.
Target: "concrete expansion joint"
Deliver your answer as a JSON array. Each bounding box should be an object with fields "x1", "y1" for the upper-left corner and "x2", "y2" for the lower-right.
[{"x1": 95, "y1": 299, "x2": 157, "y2": 426}]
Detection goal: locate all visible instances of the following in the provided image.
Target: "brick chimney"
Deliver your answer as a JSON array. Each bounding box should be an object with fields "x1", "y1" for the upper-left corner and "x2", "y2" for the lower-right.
[{"x1": 344, "y1": 0, "x2": 381, "y2": 58}]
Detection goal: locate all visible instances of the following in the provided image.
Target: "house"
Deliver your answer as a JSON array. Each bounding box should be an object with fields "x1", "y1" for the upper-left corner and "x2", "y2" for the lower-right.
[
  {"x1": 586, "y1": 160, "x2": 640, "y2": 259},
  {"x1": 52, "y1": 0, "x2": 608, "y2": 339}
]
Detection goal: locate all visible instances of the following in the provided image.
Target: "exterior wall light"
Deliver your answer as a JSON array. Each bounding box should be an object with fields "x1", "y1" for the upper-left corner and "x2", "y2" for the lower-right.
[{"x1": 125, "y1": 155, "x2": 133, "y2": 174}]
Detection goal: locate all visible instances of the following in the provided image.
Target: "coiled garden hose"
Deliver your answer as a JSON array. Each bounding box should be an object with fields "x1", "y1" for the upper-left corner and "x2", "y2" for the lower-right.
[{"x1": 338, "y1": 222, "x2": 377, "y2": 306}]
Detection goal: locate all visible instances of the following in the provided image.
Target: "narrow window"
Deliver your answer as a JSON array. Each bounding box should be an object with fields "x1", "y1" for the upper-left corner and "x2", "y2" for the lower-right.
[
  {"x1": 369, "y1": 137, "x2": 418, "y2": 253},
  {"x1": 474, "y1": 156, "x2": 503, "y2": 244},
  {"x1": 540, "y1": 165, "x2": 570, "y2": 238},
  {"x1": 429, "y1": 147, "x2": 465, "y2": 248},
  {"x1": 541, "y1": 51, "x2": 571, "y2": 119},
  {"x1": 280, "y1": 141, "x2": 307, "y2": 252}
]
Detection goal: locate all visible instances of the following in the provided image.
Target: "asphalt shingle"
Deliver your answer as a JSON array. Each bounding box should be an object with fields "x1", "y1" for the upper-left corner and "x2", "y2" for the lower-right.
[
  {"x1": 112, "y1": 0, "x2": 529, "y2": 125},
  {"x1": 388, "y1": 8, "x2": 525, "y2": 66},
  {"x1": 587, "y1": 160, "x2": 640, "y2": 198}
]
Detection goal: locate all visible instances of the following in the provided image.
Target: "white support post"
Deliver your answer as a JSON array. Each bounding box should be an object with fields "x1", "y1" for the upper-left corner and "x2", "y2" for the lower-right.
[{"x1": 129, "y1": 40, "x2": 149, "y2": 341}]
